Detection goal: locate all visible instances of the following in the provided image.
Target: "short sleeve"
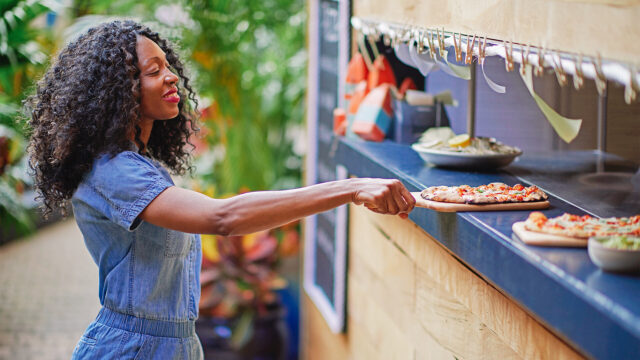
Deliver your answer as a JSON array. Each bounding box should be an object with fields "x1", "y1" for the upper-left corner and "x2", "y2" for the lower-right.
[{"x1": 75, "y1": 151, "x2": 173, "y2": 231}]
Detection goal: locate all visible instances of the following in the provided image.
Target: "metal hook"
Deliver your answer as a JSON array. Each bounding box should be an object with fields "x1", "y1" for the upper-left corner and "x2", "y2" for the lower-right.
[
  {"x1": 519, "y1": 44, "x2": 530, "y2": 76},
  {"x1": 552, "y1": 53, "x2": 568, "y2": 87},
  {"x1": 416, "y1": 29, "x2": 425, "y2": 53},
  {"x1": 398, "y1": 27, "x2": 410, "y2": 47},
  {"x1": 412, "y1": 29, "x2": 420, "y2": 53},
  {"x1": 573, "y1": 54, "x2": 584, "y2": 90},
  {"x1": 427, "y1": 29, "x2": 437, "y2": 59},
  {"x1": 453, "y1": 33, "x2": 463, "y2": 62},
  {"x1": 534, "y1": 46, "x2": 546, "y2": 77},
  {"x1": 465, "y1": 34, "x2": 476, "y2": 64},
  {"x1": 390, "y1": 32, "x2": 398, "y2": 49},
  {"x1": 624, "y1": 66, "x2": 637, "y2": 104},
  {"x1": 382, "y1": 32, "x2": 391, "y2": 47},
  {"x1": 593, "y1": 53, "x2": 607, "y2": 96},
  {"x1": 366, "y1": 30, "x2": 380, "y2": 61},
  {"x1": 371, "y1": 27, "x2": 381, "y2": 43},
  {"x1": 478, "y1": 36, "x2": 487, "y2": 65},
  {"x1": 503, "y1": 40, "x2": 514, "y2": 72},
  {"x1": 357, "y1": 32, "x2": 374, "y2": 71},
  {"x1": 437, "y1": 28, "x2": 446, "y2": 58}
]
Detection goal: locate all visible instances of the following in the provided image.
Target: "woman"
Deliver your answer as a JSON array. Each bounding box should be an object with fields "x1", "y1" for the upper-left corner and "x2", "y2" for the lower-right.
[{"x1": 27, "y1": 20, "x2": 415, "y2": 359}]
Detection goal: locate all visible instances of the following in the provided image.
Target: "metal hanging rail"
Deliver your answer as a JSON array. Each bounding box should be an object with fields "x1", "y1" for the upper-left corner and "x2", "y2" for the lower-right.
[{"x1": 352, "y1": 17, "x2": 639, "y2": 104}]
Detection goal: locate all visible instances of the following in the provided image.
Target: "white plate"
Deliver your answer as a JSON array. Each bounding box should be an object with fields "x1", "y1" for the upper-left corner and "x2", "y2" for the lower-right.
[{"x1": 411, "y1": 144, "x2": 522, "y2": 169}]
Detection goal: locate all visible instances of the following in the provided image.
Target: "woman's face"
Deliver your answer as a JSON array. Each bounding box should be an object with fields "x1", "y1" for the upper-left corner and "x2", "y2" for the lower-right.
[{"x1": 136, "y1": 36, "x2": 180, "y2": 122}]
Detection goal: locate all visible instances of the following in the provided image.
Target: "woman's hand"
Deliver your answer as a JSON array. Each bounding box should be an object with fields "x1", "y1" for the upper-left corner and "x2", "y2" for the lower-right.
[{"x1": 350, "y1": 178, "x2": 416, "y2": 219}]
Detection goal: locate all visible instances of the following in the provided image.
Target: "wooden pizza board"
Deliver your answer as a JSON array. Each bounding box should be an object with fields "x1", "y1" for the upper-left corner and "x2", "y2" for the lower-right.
[
  {"x1": 411, "y1": 192, "x2": 550, "y2": 212},
  {"x1": 511, "y1": 221, "x2": 587, "y2": 247}
]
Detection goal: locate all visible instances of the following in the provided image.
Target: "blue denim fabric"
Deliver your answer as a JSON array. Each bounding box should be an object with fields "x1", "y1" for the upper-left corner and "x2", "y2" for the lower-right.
[{"x1": 71, "y1": 151, "x2": 203, "y2": 359}]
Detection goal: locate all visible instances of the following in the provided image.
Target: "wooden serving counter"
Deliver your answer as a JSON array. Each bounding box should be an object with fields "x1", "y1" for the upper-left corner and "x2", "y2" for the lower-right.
[{"x1": 304, "y1": 204, "x2": 583, "y2": 359}]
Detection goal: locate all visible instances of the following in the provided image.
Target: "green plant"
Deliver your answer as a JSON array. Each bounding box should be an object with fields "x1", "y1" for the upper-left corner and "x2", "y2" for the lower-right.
[
  {"x1": 0, "y1": 0, "x2": 62, "y2": 236},
  {"x1": 0, "y1": 123, "x2": 32, "y2": 236},
  {"x1": 184, "y1": 0, "x2": 307, "y2": 194},
  {"x1": 1, "y1": 0, "x2": 60, "y2": 112}
]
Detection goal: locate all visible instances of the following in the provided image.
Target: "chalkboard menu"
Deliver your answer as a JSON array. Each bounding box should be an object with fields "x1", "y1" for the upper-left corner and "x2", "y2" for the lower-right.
[{"x1": 303, "y1": 0, "x2": 350, "y2": 333}]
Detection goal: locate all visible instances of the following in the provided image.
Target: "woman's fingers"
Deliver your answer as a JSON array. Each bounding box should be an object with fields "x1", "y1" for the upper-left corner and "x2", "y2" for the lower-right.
[
  {"x1": 393, "y1": 180, "x2": 413, "y2": 214},
  {"x1": 357, "y1": 178, "x2": 415, "y2": 217},
  {"x1": 364, "y1": 203, "x2": 385, "y2": 214},
  {"x1": 386, "y1": 189, "x2": 400, "y2": 215},
  {"x1": 397, "y1": 181, "x2": 416, "y2": 212}
]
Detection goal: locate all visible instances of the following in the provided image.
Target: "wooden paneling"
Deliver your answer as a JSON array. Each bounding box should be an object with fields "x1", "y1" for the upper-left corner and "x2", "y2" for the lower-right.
[
  {"x1": 353, "y1": 0, "x2": 640, "y2": 64},
  {"x1": 302, "y1": 205, "x2": 586, "y2": 360},
  {"x1": 359, "y1": 207, "x2": 585, "y2": 359},
  {"x1": 302, "y1": 294, "x2": 349, "y2": 360}
]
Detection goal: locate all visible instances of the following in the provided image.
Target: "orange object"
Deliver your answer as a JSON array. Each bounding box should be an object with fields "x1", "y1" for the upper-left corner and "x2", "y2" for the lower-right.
[
  {"x1": 367, "y1": 56, "x2": 396, "y2": 91},
  {"x1": 346, "y1": 52, "x2": 369, "y2": 84},
  {"x1": 351, "y1": 122, "x2": 386, "y2": 142},
  {"x1": 347, "y1": 82, "x2": 368, "y2": 116},
  {"x1": 333, "y1": 108, "x2": 347, "y2": 136},
  {"x1": 398, "y1": 77, "x2": 417, "y2": 97},
  {"x1": 345, "y1": 52, "x2": 369, "y2": 100}
]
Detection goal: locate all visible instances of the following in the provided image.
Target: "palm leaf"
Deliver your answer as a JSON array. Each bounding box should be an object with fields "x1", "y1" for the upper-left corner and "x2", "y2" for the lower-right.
[{"x1": 0, "y1": 0, "x2": 63, "y2": 65}]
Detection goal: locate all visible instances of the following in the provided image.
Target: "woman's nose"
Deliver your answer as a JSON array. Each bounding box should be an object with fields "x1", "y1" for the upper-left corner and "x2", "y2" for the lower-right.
[{"x1": 164, "y1": 71, "x2": 178, "y2": 85}]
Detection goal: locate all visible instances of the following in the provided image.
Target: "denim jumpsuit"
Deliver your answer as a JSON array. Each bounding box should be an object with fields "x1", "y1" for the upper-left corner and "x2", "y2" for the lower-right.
[{"x1": 70, "y1": 151, "x2": 203, "y2": 359}]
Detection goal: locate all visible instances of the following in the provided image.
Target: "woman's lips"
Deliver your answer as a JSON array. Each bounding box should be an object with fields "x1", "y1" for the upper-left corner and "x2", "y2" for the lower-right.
[
  {"x1": 162, "y1": 89, "x2": 180, "y2": 103},
  {"x1": 162, "y1": 94, "x2": 180, "y2": 103}
]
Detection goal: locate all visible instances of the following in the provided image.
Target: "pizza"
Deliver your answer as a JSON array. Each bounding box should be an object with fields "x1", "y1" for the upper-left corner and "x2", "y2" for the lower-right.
[
  {"x1": 524, "y1": 211, "x2": 640, "y2": 239},
  {"x1": 420, "y1": 182, "x2": 548, "y2": 204}
]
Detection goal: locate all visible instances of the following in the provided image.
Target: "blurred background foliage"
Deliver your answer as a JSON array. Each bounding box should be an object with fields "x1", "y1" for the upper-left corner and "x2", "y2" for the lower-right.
[
  {"x1": 0, "y1": 0, "x2": 62, "y2": 237},
  {"x1": 1, "y1": 2, "x2": 306, "y2": 356},
  {"x1": 186, "y1": 0, "x2": 307, "y2": 195},
  {"x1": 0, "y1": 0, "x2": 307, "y2": 237}
]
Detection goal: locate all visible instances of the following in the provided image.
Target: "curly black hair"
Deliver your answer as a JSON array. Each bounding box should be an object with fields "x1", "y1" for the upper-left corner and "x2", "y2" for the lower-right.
[{"x1": 26, "y1": 20, "x2": 199, "y2": 216}]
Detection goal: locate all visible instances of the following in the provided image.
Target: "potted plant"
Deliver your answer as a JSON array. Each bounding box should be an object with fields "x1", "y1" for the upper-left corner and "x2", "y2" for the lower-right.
[{"x1": 196, "y1": 220, "x2": 300, "y2": 360}]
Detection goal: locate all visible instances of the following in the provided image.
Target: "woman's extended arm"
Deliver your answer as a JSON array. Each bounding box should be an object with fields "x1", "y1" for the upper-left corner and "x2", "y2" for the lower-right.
[{"x1": 139, "y1": 178, "x2": 415, "y2": 236}]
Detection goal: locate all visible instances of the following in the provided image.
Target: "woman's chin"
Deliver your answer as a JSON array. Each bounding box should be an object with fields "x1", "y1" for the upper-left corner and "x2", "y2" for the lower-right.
[{"x1": 158, "y1": 112, "x2": 180, "y2": 121}]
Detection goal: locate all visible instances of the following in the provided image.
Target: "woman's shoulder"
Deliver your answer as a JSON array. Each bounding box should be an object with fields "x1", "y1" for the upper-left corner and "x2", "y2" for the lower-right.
[
  {"x1": 83, "y1": 150, "x2": 164, "y2": 187},
  {"x1": 72, "y1": 150, "x2": 175, "y2": 230},
  {"x1": 94, "y1": 150, "x2": 154, "y2": 170},
  {"x1": 73, "y1": 149, "x2": 173, "y2": 202}
]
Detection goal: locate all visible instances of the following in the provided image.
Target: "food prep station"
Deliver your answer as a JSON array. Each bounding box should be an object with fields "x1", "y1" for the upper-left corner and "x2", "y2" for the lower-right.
[{"x1": 303, "y1": 1, "x2": 640, "y2": 359}]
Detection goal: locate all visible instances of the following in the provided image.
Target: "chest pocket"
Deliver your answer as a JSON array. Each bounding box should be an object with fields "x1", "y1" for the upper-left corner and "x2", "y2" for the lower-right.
[{"x1": 164, "y1": 230, "x2": 192, "y2": 257}]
